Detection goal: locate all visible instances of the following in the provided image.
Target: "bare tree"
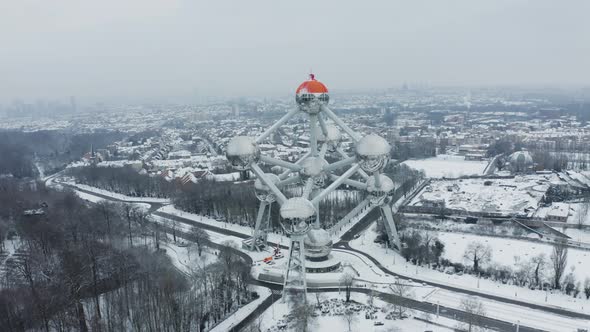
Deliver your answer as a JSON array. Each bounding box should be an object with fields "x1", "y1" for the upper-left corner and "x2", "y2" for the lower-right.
[
  {"x1": 551, "y1": 239, "x2": 568, "y2": 289},
  {"x1": 463, "y1": 241, "x2": 492, "y2": 273},
  {"x1": 190, "y1": 226, "x2": 210, "y2": 257},
  {"x1": 340, "y1": 271, "x2": 354, "y2": 302},
  {"x1": 459, "y1": 296, "x2": 486, "y2": 332},
  {"x1": 390, "y1": 282, "x2": 413, "y2": 319},
  {"x1": 343, "y1": 308, "x2": 357, "y2": 332},
  {"x1": 314, "y1": 292, "x2": 324, "y2": 308},
  {"x1": 290, "y1": 296, "x2": 316, "y2": 332},
  {"x1": 577, "y1": 200, "x2": 589, "y2": 229},
  {"x1": 531, "y1": 253, "x2": 547, "y2": 287}
]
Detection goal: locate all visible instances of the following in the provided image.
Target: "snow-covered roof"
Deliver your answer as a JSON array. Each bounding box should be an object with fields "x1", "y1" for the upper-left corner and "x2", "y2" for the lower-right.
[
  {"x1": 280, "y1": 197, "x2": 316, "y2": 220},
  {"x1": 547, "y1": 203, "x2": 570, "y2": 218},
  {"x1": 305, "y1": 228, "x2": 332, "y2": 247},
  {"x1": 355, "y1": 134, "x2": 391, "y2": 157}
]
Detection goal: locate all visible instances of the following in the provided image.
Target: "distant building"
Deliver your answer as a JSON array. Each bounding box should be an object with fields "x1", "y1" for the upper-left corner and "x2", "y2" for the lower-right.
[
  {"x1": 546, "y1": 202, "x2": 570, "y2": 222},
  {"x1": 508, "y1": 150, "x2": 534, "y2": 174}
]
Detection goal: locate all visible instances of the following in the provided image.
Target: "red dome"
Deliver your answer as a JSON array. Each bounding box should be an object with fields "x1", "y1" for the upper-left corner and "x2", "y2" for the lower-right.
[{"x1": 296, "y1": 74, "x2": 328, "y2": 94}]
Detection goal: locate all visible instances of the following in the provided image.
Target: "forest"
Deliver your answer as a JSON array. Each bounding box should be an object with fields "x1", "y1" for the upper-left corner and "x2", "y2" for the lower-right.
[{"x1": 0, "y1": 177, "x2": 254, "y2": 332}]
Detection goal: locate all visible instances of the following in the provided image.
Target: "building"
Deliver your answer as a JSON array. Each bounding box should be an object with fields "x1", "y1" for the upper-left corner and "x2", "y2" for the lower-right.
[
  {"x1": 546, "y1": 202, "x2": 570, "y2": 222},
  {"x1": 508, "y1": 150, "x2": 534, "y2": 174}
]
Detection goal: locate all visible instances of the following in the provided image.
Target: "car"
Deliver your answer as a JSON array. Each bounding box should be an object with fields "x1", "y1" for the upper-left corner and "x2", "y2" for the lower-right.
[
  {"x1": 374, "y1": 321, "x2": 384, "y2": 326},
  {"x1": 353, "y1": 234, "x2": 361, "y2": 239}
]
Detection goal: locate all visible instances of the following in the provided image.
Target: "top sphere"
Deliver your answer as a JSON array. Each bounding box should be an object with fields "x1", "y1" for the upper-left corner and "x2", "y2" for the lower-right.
[
  {"x1": 225, "y1": 136, "x2": 260, "y2": 170},
  {"x1": 295, "y1": 74, "x2": 330, "y2": 114}
]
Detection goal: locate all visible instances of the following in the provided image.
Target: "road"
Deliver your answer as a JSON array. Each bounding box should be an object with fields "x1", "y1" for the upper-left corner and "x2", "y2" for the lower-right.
[{"x1": 55, "y1": 180, "x2": 588, "y2": 331}]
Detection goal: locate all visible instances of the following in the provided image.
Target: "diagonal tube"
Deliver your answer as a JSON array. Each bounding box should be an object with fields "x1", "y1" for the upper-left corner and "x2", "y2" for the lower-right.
[
  {"x1": 255, "y1": 108, "x2": 299, "y2": 143},
  {"x1": 321, "y1": 105, "x2": 361, "y2": 142},
  {"x1": 251, "y1": 163, "x2": 287, "y2": 205},
  {"x1": 312, "y1": 164, "x2": 360, "y2": 205}
]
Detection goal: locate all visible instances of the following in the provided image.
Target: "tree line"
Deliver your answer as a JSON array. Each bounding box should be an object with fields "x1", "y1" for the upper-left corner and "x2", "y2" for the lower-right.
[{"x1": 0, "y1": 176, "x2": 254, "y2": 331}]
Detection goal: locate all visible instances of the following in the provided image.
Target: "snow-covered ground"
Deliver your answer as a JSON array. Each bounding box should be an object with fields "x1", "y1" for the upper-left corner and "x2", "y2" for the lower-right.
[
  {"x1": 411, "y1": 175, "x2": 552, "y2": 215},
  {"x1": 350, "y1": 224, "x2": 590, "y2": 317},
  {"x1": 161, "y1": 239, "x2": 218, "y2": 275},
  {"x1": 402, "y1": 154, "x2": 489, "y2": 178},
  {"x1": 426, "y1": 288, "x2": 589, "y2": 332},
  {"x1": 210, "y1": 286, "x2": 272, "y2": 332},
  {"x1": 157, "y1": 205, "x2": 291, "y2": 246},
  {"x1": 437, "y1": 231, "x2": 590, "y2": 283},
  {"x1": 257, "y1": 292, "x2": 457, "y2": 332},
  {"x1": 74, "y1": 190, "x2": 106, "y2": 203}
]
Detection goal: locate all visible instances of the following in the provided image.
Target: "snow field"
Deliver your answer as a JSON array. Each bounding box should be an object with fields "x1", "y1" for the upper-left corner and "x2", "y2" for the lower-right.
[
  {"x1": 350, "y1": 225, "x2": 590, "y2": 316},
  {"x1": 402, "y1": 154, "x2": 489, "y2": 179}
]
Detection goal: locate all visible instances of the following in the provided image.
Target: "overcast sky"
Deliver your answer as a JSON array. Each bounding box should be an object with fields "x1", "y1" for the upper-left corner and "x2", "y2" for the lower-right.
[{"x1": 0, "y1": 0, "x2": 588, "y2": 103}]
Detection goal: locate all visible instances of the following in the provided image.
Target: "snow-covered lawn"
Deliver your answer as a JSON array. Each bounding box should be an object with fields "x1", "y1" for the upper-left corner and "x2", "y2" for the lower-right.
[
  {"x1": 426, "y1": 288, "x2": 589, "y2": 332},
  {"x1": 157, "y1": 205, "x2": 291, "y2": 246},
  {"x1": 437, "y1": 231, "x2": 590, "y2": 283},
  {"x1": 161, "y1": 239, "x2": 218, "y2": 275},
  {"x1": 74, "y1": 190, "x2": 107, "y2": 203},
  {"x1": 402, "y1": 154, "x2": 489, "y2": 178},
  {"x1": 350, "y1": 224, "x2": 590, "y2": 316},
  {"x1": 257, "y1": 292, "x2": 456, "y2": 332}
]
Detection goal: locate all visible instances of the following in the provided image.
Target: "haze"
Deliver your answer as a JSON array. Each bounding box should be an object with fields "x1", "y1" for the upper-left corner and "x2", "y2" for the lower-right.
[{"x1": 1, "y1": 0, "x2": 589, "y2": 103}]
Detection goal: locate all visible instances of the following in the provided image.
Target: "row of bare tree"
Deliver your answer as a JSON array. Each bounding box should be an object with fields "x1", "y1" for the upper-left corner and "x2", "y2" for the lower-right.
[{"x1": 0, "y1": 177, "x2": 254, "y2": 332}]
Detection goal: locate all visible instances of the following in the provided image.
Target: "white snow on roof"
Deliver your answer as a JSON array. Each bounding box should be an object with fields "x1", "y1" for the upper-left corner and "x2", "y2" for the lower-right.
[
  {"x1": 355, "y1": 134, "x2": 390, "y2": 156},
  {"x1": 280, "y1": 197, "x2": 316, "y2": 219}
]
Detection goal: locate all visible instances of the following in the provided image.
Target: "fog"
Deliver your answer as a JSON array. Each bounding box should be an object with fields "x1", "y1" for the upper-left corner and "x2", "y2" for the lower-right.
[{"x1": 1, "y1": 0, "x2": 588, "y2": 103}]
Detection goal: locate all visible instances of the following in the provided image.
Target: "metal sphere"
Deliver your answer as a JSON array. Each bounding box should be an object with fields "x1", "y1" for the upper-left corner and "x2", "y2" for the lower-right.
[
  {"x1": 279, "y1": 197, "x2": 316, "y2": 235},
  {"x1": 318, "y1": 124, "x2": 342, "y2": 151},
  {"x1": 355, "y1": 134, "x2": 391, "y2": 173},
  {"x1": 366, "y1": 174, "x2": 394, "y2": 206},
  {"x1": 225, "y1": 136, "x2": 260, "y2": 170},
  {"x1": 295, "y1": 77, "x2": 329, "y2": 114},
  {"x1": 254, "y1": 173, "x2": 280, "y2": 202},
  {"x1": 299, "y1": 157, "x2": 329, "y2": 188},
  {"x1": 304, "y1": 228, "x2": 333, "y2": 260}
]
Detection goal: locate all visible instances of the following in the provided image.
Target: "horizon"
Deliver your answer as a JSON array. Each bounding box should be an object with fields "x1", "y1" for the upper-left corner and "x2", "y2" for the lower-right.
[{"x1": 1, "y1": 0, "x2": 589, "y2": 104}]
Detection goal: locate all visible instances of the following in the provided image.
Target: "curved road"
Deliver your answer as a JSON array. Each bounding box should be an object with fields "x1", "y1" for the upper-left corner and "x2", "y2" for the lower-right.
[{"x1": 59, "y1": 181, "x2": 585, "y2": 331}]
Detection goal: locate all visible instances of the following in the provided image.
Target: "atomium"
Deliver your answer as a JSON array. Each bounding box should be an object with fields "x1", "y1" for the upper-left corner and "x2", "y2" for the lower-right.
[{"x1": 225, "y1": 74, "x2": 401, "y2": 300}]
